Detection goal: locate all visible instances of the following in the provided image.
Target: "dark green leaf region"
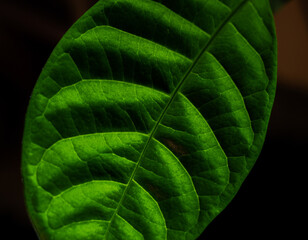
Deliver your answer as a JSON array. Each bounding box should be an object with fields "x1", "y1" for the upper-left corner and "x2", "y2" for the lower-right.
[{"x1": 22, "y1": 0, "x2": 277, "y2": 239}]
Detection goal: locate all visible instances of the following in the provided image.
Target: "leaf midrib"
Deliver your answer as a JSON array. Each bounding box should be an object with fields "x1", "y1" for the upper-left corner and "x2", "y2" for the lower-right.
[{"x1": 103, "y1": 0, "x2": 249, "y2": 238}]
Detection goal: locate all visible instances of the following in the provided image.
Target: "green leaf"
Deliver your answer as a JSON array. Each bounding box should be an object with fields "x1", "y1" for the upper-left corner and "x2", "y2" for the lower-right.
[{"x1": 22, "y1": 0, "x2": 277, "y2": 239}]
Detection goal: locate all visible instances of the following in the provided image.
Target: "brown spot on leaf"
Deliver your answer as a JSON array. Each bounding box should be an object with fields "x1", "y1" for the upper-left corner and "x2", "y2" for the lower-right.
[
  {"x1": 146, "y1": 184, "x2": 167, "y2": 201},
  {"x1": 162, "y1": 138, "x2": 188, "y2": 156}
]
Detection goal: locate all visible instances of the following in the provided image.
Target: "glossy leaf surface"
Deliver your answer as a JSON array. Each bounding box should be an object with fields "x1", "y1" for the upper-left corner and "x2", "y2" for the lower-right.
[{"x1": 22, "y1": 0, "x2": 277, "y2": 239}]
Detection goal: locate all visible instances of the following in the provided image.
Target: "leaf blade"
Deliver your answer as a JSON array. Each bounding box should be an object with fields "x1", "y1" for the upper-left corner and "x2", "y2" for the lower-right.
[{"x1": 22, "y1": 0, "x2": 277, "y2": 239}]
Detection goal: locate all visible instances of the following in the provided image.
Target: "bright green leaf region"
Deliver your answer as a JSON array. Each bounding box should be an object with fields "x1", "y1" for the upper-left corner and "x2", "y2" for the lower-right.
[{"x1": 22, "y1": 0, "x2": 277, "y2": 239}]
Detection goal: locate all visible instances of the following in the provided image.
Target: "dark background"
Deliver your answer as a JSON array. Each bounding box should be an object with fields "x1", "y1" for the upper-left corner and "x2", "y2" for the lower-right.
[{"x1": 0, "y1": 0, "x2": 307, "y2": 239}]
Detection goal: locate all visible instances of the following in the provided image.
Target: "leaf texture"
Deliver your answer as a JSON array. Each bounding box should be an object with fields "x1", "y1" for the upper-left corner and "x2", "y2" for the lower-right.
[{"x1": 22, "y1": 0, "x2": 277, "y2": 239}]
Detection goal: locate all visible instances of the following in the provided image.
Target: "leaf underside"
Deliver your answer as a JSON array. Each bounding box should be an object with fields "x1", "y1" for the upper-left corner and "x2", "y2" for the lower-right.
[{"x1": 22, "y1": 0, "x2": 277, "y2": 239}]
